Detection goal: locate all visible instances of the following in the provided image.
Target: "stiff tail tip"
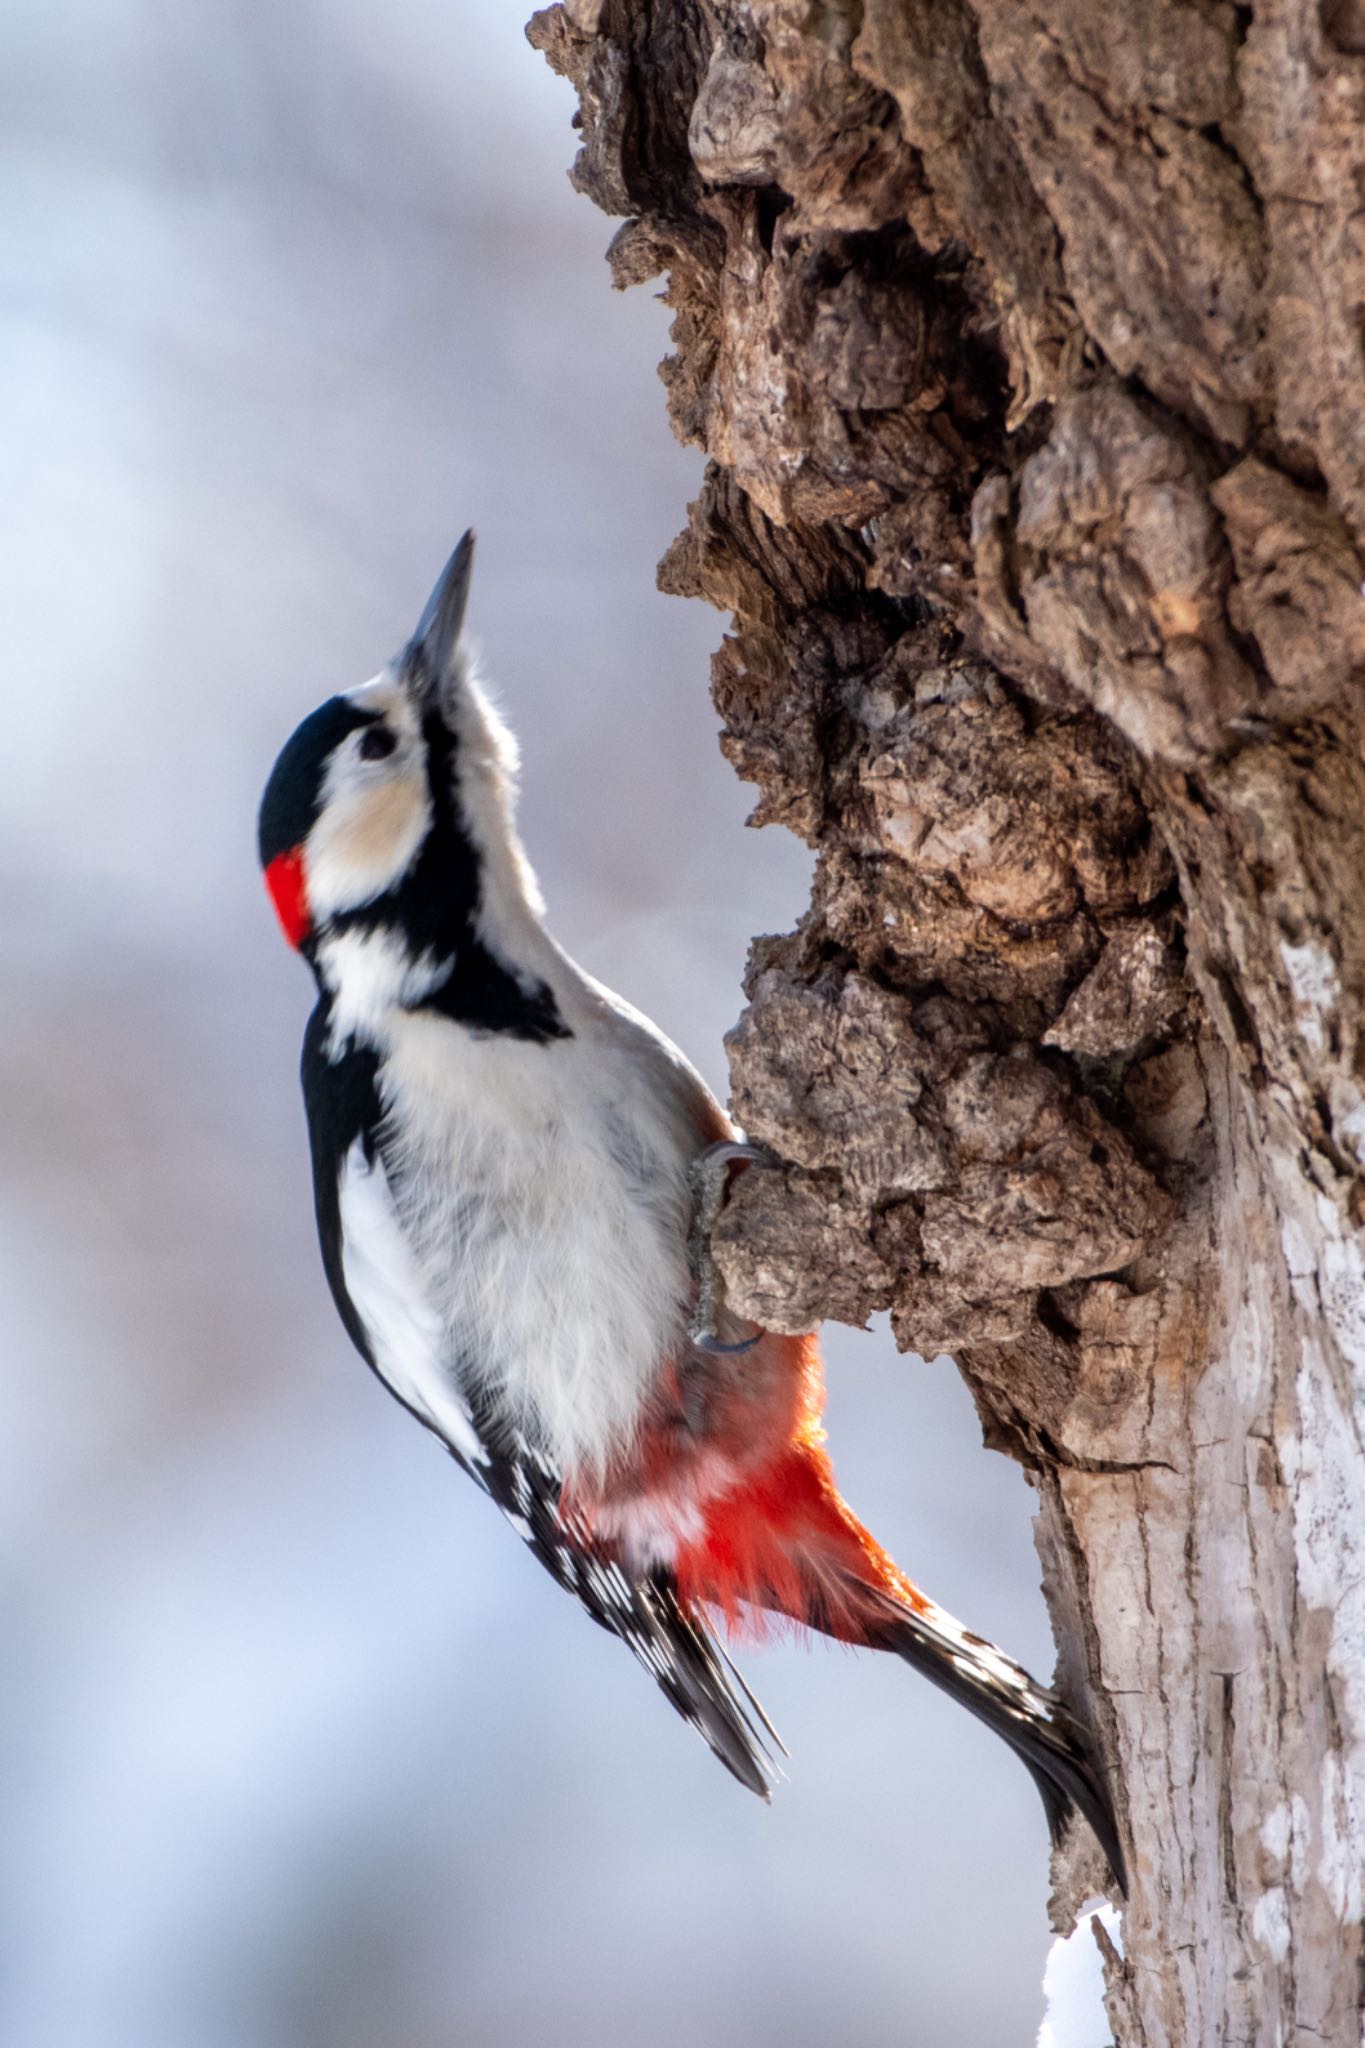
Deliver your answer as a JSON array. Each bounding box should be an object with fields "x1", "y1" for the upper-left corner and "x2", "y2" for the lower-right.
[{"x1": 875, "y1": 1596, "x2": 1127, "y2": 1896}]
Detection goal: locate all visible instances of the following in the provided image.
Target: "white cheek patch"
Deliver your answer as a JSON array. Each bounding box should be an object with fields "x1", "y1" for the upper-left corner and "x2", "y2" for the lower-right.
[{"x1": 307, "y1": 769, "x2": 431, "y2": 922}]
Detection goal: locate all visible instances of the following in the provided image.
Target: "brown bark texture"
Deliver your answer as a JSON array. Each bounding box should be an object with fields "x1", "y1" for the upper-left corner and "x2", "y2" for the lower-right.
[{"x1": 527, "y1": 3, "x2": 1365, "y2": 2040}]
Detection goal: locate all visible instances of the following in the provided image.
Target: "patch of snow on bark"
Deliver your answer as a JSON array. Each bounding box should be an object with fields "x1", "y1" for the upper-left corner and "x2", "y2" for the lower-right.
[{"x1": 1036, "y1": 1903, "x2": 1121, "y2": 2048}]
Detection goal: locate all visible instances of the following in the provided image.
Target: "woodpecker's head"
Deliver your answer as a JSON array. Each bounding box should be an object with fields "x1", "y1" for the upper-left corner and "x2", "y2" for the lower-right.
[{"x1": 257, "y1": 532, "x2": 544, "y2": 991}]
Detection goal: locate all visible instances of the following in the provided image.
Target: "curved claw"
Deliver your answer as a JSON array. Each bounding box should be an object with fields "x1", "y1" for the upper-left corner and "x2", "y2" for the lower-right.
[
  {"x1": 694, "y1": 1327, "x2": 763, "y2": 1356},
  {"x1": 698, "y1": 1140, "x2": 774, "y2": 1172}
]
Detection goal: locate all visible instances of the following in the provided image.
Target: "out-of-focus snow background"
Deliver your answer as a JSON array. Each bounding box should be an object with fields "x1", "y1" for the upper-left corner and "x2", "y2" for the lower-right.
[{"x1": 1, "y1": 4, "x2": 1066, "y2": 2042}]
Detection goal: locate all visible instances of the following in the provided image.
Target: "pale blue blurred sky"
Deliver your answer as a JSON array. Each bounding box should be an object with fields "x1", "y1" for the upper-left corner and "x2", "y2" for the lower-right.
[{"x1": 1, "y1": 5, "x2": 1061, "y2": 2042}]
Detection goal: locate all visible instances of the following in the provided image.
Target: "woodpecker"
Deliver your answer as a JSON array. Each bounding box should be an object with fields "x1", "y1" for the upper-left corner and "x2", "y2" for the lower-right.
[{"x1": 257, "y1": 533, "x2": 1125, "y2": 1891}]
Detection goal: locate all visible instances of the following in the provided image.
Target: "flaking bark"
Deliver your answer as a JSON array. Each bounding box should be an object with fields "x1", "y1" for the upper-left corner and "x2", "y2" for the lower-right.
[{"x1": 528, "y1": 3, "x2": 1365, "y2": 2038}]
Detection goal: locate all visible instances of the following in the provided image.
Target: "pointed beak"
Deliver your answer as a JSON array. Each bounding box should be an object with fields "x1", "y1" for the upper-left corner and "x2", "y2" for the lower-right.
[{"x1": 400, "y1": 529, "x2": 475, "y2": 704}]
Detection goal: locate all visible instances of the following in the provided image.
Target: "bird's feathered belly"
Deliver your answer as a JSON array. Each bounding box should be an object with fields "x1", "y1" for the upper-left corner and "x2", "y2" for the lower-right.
[{"x1": 377, "y1": 1013, "x2": 698, "y2": 1479}]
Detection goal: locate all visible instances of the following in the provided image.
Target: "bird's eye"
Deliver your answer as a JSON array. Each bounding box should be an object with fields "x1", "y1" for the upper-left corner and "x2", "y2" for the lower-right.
[{"x1": 358, "y1": 725, "x2": 397, "y2": 762}]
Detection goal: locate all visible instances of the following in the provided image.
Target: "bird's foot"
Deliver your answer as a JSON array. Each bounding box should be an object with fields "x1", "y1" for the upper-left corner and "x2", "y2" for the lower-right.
[{"x1": 687, "y1": 1140, "x2": 774, "y2": 1355}]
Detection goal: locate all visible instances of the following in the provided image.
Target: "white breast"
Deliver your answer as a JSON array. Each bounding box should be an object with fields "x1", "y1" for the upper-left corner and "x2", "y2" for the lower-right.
[{"x1": 375, "y1": 991, "x2": 705, "y2": 1480}]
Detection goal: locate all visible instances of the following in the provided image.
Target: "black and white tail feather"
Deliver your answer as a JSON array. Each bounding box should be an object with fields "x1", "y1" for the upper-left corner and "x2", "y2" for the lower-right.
[{"x1": 857, "y1": 1581, "x2": 1127, "y2": 1892}]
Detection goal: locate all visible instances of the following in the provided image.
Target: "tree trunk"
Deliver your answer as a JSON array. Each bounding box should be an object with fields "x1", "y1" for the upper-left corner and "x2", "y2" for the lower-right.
[{"x1": 528, "y1": 3, "x2": 1365, "y2": 2038}]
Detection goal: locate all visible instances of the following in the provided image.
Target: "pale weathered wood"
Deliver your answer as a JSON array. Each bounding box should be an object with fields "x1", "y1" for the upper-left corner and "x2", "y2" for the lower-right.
[{"x1": 529, "y1": 4, "x2": 1365, "y2": 2037}]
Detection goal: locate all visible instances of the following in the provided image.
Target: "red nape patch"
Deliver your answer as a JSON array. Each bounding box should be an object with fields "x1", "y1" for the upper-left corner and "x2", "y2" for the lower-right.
[{"x1": 264, "y1": 847, "x2": 311, "y2": 949}]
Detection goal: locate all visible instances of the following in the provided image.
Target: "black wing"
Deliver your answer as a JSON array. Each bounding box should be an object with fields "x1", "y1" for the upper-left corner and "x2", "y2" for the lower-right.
[{"x1": 465, "y1": 1395, "x2": 781, "y2": 1798}]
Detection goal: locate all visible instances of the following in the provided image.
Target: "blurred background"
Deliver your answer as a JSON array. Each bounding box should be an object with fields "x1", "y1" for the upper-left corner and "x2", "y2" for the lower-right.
[{"x1": 1, "y1": 4, "x2": 1065, "y2": 2041}]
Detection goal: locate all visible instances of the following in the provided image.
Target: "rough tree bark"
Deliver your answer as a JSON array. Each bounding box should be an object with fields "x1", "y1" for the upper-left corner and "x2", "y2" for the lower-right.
[{"x1": 528, "y1": 4, "x2": 1365, "y2": 2040}]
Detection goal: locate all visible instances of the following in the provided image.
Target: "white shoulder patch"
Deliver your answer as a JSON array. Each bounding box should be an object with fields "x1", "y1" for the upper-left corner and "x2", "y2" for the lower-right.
[
  {"x1": 318, "y1": 928, "x2": 451, "y2": 1050},
  {"x1": 337, "y1": 1137, "x2": 487, "y2": 1468}
]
